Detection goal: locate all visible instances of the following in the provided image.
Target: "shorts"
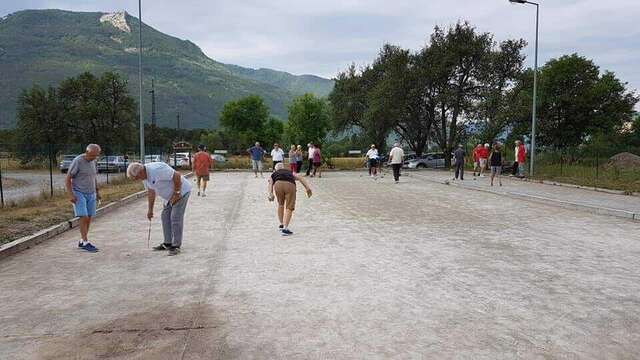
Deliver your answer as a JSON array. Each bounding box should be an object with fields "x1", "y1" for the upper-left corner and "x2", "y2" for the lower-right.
[
  {"x1": 368, "y1": 158, "x2": 378, "y2": 167},
  {"x1": 479, "y1": 159, "x2": 487, "y2": 168},
  {"x1": 197, "y1": 174, "x2": 210, "y2": 181},
  {"x1": 72, "y1": 190, "x2": 97, "y2": 217},
  {"x1": 252, "y1": 159, "x2": 262, "y2": 171},
  {"x1": 274, "y1": 181, "x2": 296, "y2": 211},
  {"x1": 491, "y1": 166, "x2": 502, "y2": 176}
]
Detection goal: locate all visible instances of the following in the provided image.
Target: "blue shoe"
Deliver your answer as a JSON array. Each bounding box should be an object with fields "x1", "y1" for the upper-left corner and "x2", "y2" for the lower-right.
[
  {"x1": 79, "y1": 242, "x2": 99, "y2": 252},
  {"x1": 281, "y1": 229, "x2": 293, "y2": 236}
]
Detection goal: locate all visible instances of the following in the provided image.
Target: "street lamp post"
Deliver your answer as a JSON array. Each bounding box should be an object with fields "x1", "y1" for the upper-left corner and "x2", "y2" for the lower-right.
[
  {"x1": 138, "y1": 0, "x2": 145, "y2": 163},
  {"x1": 509, "y1": 0, "x2": 539, "y2": 176}
]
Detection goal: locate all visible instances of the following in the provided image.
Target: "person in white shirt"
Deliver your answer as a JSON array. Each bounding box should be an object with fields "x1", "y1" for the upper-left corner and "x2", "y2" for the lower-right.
[
  {"x1": 127, "y1": 162, "x2": 192, "y2": 256},
  {"x1": 270, "y1": 143, "x2": 285, "y2": 171},
  {"x1": 389, "y1": 143, "x2": 405, "y2": 183},
  {"x1": 365, "y1": 144, "x2": 380, "y2": 177},
  {"x1": 305, "y1": 143, "x2": 315, "y2": 176}
]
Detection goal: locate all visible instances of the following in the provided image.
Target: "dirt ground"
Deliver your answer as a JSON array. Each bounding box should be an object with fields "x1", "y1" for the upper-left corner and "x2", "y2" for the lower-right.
[{"x1": 1, "y1": 172, "x2": 639, "y2": 359}]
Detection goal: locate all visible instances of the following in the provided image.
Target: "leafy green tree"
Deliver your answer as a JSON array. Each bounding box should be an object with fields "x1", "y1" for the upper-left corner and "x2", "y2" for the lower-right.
[
  {"x1": 509, "y1": 54, "x2": 638, "y2": 148},
  {"x1": 219, "y1": 95, "x2": 270, "y2": 151},
  {"x1": 263, "y1": 117, "x2": 285, "y2": 148},
  {"x1": 285, "y1": 93, "x2": 330, "y2": 146},
  {"x1": 16, "y1": 85, "x2": 65, "y2": 146},
  {"x1": 57, "y1": 72, "x2": 136, "y2": 150}
]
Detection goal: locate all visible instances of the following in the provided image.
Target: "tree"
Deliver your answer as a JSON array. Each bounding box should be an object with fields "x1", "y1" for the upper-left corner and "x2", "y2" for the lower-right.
[
  {"x1": 509, "y1": 54, "x2": 638, "y2": 148},
  {"x1": 219, "y1": 95, "x2": 270, "y2": 151},
  {"x1": 285, "y1": 93, "x2": 330, "y2": 146},
  {"x1": 57, "y1": 72, "x2": 137, "y2": 150},
  {"x1": 263, "y1": 117, "x2": 285, "y2": 148},
  {"x1": 16, "y1": 85, "x2": 66, "y2": 159}
]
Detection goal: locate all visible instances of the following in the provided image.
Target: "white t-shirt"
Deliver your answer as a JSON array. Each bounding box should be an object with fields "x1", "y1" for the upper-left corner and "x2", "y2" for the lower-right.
[
  {"x1": 271, "y1": 148, "x2": 284, "y2": 162},
  {"x1": 389, "y1": 147, "x2": 405, "y2": 164},
  {"x1": 308, "y1": 147, "x2": 315, "y2": 160},
  {"x1": 143, "y1": 162, "x2": 192, "y2": 201},
  {"x1": 366, "y1": 149, "x2": 379, "y2": 159}
]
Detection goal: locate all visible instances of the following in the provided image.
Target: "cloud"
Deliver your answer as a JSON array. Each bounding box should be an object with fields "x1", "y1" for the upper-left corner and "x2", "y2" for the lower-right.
[{"x1": 1, "y1": 0, "x2": 639, "y2": 95}]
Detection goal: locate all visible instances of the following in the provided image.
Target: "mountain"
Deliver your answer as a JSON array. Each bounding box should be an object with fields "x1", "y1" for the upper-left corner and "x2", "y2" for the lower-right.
[{"x1": 0, "y1": 9, "x2": 334, "y2": 129}]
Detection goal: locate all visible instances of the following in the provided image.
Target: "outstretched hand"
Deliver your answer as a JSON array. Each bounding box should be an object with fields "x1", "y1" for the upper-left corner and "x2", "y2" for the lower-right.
[{"x1": 306, "y1": 189, "x2": 313, "y2": 198}]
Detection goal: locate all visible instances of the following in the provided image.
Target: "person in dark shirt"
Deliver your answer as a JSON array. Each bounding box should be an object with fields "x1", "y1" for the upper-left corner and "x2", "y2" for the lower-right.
[
  {"x1": 267, "y1": 163, "x2": 313, "y2": 236},
  {"x1": 453, "y1": 144, "x2": 466, "y2": 181},
  {"x1": 488, "y1": 143, "x2": 504, "y2": 186}
]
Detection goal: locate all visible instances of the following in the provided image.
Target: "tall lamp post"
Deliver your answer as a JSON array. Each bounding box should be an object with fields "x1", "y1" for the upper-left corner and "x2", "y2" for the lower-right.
[
  {"x1": 138, "y1": 0, "x2": 145, "y2": 163},
  {"x1": 509, "y1": 0, "x2": 539, "y2": 176}
]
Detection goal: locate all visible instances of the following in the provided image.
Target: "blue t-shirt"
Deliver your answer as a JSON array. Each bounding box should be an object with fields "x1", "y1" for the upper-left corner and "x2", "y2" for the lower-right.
[{"x1": 248, "y1": 146, "x2": 265, "y2": 160}]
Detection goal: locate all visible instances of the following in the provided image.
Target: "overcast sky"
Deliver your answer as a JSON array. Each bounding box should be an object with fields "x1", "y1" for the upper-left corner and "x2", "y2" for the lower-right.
[{"x1": 2, "y1": 0, "x2": 639, "y2": 94}]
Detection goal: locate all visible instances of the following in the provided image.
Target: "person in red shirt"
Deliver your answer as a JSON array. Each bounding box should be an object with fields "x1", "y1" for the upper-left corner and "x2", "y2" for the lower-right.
[
  {"x1": 472, "y1": 143, "x2": 482, "y2": 179},
  {"x1": 192, "y1": 144, "x2": 213, "y2": 196},
  {"x1": 515, "y1": 140, "x2": 527, "y2": 177},
  {"x1": 478, "y1": 143, "x2": 489, "y2": 177}
]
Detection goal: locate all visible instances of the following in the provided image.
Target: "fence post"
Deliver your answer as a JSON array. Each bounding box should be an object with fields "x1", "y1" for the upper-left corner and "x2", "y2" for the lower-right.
[
  {"x1": 48, "y1": 143, "x2": 54, "y2": 198},
  {"x1": 105, "y1": 148, "x2": 109, "y2": 185},
  {"x1": 595, "y1": 152, "x2": 599, "y2": 187},
  {"x1": 0, "y1": 158, "x2": 4, "y2": 208}
]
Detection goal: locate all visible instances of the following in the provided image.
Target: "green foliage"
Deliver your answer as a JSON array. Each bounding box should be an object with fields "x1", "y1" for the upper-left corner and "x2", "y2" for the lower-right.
[
  {"x1": 0, "y1": 9, "x2": 333, "y2": 129},
  {"x1": 285, "y1": 93, "x2": 330, "y2": 146},
  {"x1": 15, "y1": 71, "x2": 137, "y2": 159},
  {"x1": 218, "y1": 95, "x2": 284, "y2": 152},
  {"x1": 509, "y1": 54, "x2": 638, "y2": 148}
]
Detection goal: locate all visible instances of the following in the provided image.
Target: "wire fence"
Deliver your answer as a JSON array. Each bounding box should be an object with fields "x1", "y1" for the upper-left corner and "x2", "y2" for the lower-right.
[{"x1": 0, "y1": 143, "x2": 174, "y2": 207}]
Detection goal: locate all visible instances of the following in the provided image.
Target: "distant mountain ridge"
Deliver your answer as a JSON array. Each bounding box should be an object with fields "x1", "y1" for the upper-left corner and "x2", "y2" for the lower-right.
[{"x1": 0, "y1": 9, "x2": 334, "y2": 129}]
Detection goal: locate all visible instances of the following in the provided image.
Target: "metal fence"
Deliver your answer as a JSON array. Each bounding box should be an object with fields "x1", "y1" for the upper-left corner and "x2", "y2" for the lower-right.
[{"x1": 0, "y1": 143, "x2": 173, "y2": 207}]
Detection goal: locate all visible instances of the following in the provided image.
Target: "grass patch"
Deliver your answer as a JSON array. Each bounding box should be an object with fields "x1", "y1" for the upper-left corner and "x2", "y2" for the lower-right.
[
  {"x1": 0, "y1": 179, "x2": 143, "y2": 246},
  {"x1": 1, "y1": 176, "x2": 28, "y2": 189},
  {"x1": 533, "y1": 163, "x2": 640, "y2": 193}
]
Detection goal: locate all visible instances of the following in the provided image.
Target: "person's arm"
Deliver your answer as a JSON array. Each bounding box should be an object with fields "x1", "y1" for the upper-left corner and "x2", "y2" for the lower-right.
[
  {"x1": 267, "y1": 178, "x2": 275, "y2": 201},
  {"x1": 294, "y1": 174, "x2": 313, "y2": 197},
  {"x1": 147, "y1": 189, "x2": 156, "y2": 220},
  {"x1": 65, "y1": 174, "x2": 76, "y2": 203},
  {"x1": 170, "y1": 171, "x2": 182, "y2": 204},
  {"x1": 95, "y1": 178, "x2": 101, "y2": 201}
]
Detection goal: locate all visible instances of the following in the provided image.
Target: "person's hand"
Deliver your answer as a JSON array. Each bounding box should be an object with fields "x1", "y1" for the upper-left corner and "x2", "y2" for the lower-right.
[
  {"x1": 170, "y1": 193, "x2": 181, "y2": 205},
  {"x1": 268, "y1": 194, "x2": 275, "y2": 202},
  {"x1": 69, "y1": 194, "x2": 77, "y2": 204},
  {"x1": 306, "y1": 188, "x2": 313, "y2": 198},
  {"x1": 147, "y1": 211, "x2": 154, "y2": 220}
]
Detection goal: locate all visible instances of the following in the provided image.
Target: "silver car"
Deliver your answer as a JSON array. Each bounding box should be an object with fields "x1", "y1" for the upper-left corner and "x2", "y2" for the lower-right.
[
  {"x1": 97, "y1": 156, "x2": 128, "y2": 173},
  {"x1": 406, "y1": 153, "x2": 446, "y2": 169},
  {"x1": 59, "y1": 154, "x2": 79, "y2": 173}
]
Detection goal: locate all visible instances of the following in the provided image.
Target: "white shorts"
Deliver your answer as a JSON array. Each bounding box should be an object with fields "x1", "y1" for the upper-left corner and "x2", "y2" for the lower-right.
[{"x1": 479, "y1": 159, "x2": 487, "y2": 168}]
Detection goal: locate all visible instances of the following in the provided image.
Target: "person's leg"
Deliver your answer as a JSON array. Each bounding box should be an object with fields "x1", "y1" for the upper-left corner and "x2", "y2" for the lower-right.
[
  {"x1": 460, "y1": 162, "x2": 464, "y2": 180},
  {"x1": 512, "y1": 161, "x2": 518, "y2": 176},
  {"x1": 283, "y1": 209, "x2": 293, "y2": 227},
  {"x1": 454, "y1": 162, "x2": 461, "y2": 180},
  {"x1": 252, "y1": 160, "x2": 258, "y2": 177},
  {"x1": 161, "y1": 201, "x2": 174, "y2": 246},
  {"x1": 306, "y1": 159, "x2": 313, "y2": 175},
  {"x1": 169, "y1": 193, "x2": 190, "y2": 249},
  {"x1": 393, "y1": 164, "x2": 400, "y2": 182},
  {"x1": 277, "y1": 205, "x2": 285, "y2": 225},
  {"x1": 202, "y1": 179, "x2": 208, "y2": 195},
  {"x1": 79, "y1": 216, "x2": 90, "y2": 241},
  {"x1": 497, "y1": 167, "x2": 503, "y2": 186},
  {"x1": 259, "y1": 160, "x2": 263, "y2": 177},
  {"x1": 490, "y1": 167, "x2": 495, "y2": 186}
]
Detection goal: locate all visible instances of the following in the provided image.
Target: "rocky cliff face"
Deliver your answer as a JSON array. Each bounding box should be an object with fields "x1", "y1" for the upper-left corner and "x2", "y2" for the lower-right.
[{"x1": 99, "y1": 11, "x2": 130, "y2": 33}]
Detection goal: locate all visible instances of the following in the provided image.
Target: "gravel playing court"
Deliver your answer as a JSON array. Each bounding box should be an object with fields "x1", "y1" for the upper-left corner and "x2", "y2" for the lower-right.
[{"x1": 1, "y1": 172, "x2": 639, "y2": 359}]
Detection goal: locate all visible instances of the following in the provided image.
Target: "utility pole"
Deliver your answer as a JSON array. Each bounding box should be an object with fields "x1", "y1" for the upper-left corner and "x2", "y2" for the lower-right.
[
  {"x1": 150, "y1": 78, "x2": 156, "y2": 126},
  {"x1": 137, "y1": 0, "x2": 145, "y2": 163}
]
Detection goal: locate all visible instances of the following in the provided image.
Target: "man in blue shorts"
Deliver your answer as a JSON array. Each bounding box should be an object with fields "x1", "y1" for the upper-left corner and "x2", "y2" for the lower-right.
[
  {"x1": 247, "y1": 142, "x2": 266, "y2": 178},
  {"x1": 65, "y1": 144, "x2": 101, "y2": 252}
]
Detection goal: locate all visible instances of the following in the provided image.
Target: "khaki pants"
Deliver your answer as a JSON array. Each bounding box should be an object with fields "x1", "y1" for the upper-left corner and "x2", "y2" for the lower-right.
[{"x1": 274, "y1": 181, "x2": 296, "y2": 211}]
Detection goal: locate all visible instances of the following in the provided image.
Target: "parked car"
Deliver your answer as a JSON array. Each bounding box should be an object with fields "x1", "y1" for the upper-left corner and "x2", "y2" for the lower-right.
[
  {"x1": 211, "y1": 154, "x2": 226, "y2": 163},
  {"x1": 169, "y1": 153, "x2": 190, "y2": 167},
  {"x1": 144, "y1": 154, "x2": 164, "y2": 163},
  {"x1": 405, "y1": 153, "x2": 446, "y2": 169},
  {"x1": 97, "y1": 156, "x2": 128, "y2": 173},
  {"x1": 59, "y1": 154, "x2": 79, "y2": 173}
]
